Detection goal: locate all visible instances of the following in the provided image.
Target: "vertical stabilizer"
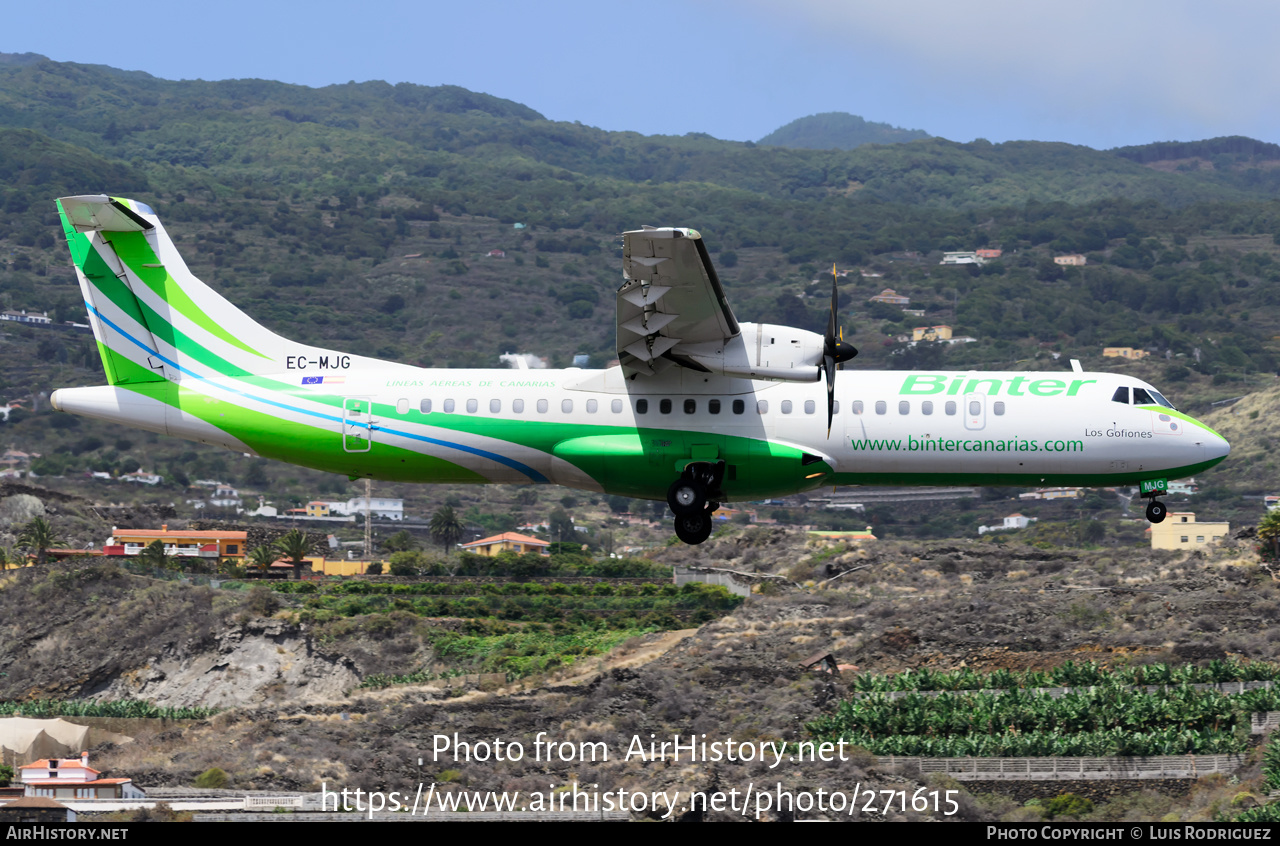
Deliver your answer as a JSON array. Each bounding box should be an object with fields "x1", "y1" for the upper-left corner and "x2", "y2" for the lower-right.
[{"x1": 57, "y1": 195, "x2": 287, "y2": 385}]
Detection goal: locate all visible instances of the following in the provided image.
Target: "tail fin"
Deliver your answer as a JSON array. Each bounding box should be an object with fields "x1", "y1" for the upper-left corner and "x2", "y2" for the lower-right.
[{"x1": 57, "y1": 195, "x2": 285, "y2": 385}]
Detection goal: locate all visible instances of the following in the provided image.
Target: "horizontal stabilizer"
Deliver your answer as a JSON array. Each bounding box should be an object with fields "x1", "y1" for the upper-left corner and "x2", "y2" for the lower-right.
[{"x1": 60, "y1": 195, "x2": 154, "y2": 233}]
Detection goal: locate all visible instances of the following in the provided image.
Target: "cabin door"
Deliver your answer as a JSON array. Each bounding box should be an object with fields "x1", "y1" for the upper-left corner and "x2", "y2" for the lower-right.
[{"x1": 342, "y1": 397, "x2": 374, "y2": 453}]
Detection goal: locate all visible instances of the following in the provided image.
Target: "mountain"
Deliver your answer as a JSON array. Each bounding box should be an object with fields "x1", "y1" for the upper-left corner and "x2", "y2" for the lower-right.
[
  {"x1": 0, "y1": 53, "x2": 1279, "y2": 506},
  {"x1": 758, "y1": 111, "x2": 930, "y2": 150}
]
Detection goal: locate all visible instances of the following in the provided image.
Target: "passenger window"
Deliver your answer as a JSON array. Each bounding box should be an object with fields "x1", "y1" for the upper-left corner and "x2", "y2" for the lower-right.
[
  {"x1": 732, "y1": 399, "x2": 744, "y2": 414},
  {"x1": 466, "y1": 399, "x2": 478, "y2": 413},
  {"x1": 709, "y1": 399, "x2": 721, "y2": 414},
  {"x1": 945, "y1": 401, "x2": 957, "y2": 415},
  {"x1": 922, "y1": 401, "x2": 933, "y2": 415},
  {"x1": 832, "y1": 401, "x2": 840, "y2": 414},
  {"x1": 611, "y1": 399, "x2": 623, "y2": 413},
  {"x1": 396, "y1": 398, "x2": 409, "y2": 414},
  {"x1": 636, "y1": 399, "x2": 648, "y2": 414},
  {"x1": 899, "y1": 401, "x2": 909, "y2": 415},
  {"x1": 513, "y1": 399, "x2": 524, "y2": 413},
  {"x1": 586, "y1": 399, "x2": 598, "y2": 413},
  {"x1": 684, "y1": 399, "x2": 696, "y2": 414},
  {"x1": 804, "y1": 400, "x2": 815, "y2": 415},
  {"x1": 969, "y1": 400, "x2": 981, "y2": 416},
  {"x1": 1132, "y1": 388, "x2": 1155, "y2": 405},
  {"x1": 875, "y1": 401, "x2": 886, "y2": 415},
  {"x1": 490, "y1": 399, "x2": 501, "y2": 413},
  {"x1": 757, "y1": 400, "x2": 768, "y2": 414},
  {"x1": 660, "y1": 399, "x2": 672, "y2": 414},
  {"x1": 1112, "y1": 387, "x2": 1130, "y2": 404},
  {"x1": 852, "y1": 400, "x2": 864, "y2": 415},
  {"x1": 443, "y1": 399, "x2": 455, "y2": 413},
  {"x1": 993, "y1": 401, "x2": 1005, "y2": 415},
  {"x1": 781, "y1": 400, "x2": 792, "y2": 414},
  {"x1": 537, "y1": 399, "x2": 548, "y2": 414},
  {"x1": 562, "y1": 399, "x2": 573, "y2": 413},
  {"x1": 420, "y1": 399, "x2": 432, "y2": 414}
]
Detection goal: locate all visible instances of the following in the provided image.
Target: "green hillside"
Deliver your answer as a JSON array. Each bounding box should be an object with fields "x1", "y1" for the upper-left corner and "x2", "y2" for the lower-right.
[
  {"x1": 758, "y1": 111, "x2": 930, "y2": 150},
  {"x1": 1, "y1": 53, "x2": 1280, "y2": 530}
]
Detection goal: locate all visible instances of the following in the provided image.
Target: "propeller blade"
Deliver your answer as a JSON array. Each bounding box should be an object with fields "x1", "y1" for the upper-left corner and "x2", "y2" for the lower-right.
[{"x1": 824, "y1": 354, "x2": 836, "y2": 436}]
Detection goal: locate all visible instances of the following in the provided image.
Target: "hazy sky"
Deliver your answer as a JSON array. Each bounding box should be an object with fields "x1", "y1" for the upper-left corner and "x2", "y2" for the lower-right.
[{"x1": 6, "y1": 0, "x2": 1275, "y2": 149}]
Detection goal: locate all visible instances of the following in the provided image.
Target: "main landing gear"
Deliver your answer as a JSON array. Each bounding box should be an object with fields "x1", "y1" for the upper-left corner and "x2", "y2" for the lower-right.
[{"x1": 668, "y1": 462, "x2": 724, "y2": 545}]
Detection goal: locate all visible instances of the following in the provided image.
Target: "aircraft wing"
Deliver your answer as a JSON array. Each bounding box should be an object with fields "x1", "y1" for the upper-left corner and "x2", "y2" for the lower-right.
[{"x1": 617, "y1": 227, "x2": 740, "y2": 376}]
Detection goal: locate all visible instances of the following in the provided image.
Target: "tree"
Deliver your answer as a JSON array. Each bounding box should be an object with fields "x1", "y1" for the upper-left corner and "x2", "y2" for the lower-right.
[
  {"x1": 137, "y1": 540, "x2": 173, "y2": 571},
  {"x1": 548, "y1": 507, "x2": 576, "y2": 543},
  {"x1": 274, "y1": 529, "x2": 315, "y2": 581},
  {"x1": 381, "y1": 530, "x2": 419, "y2": 553},
  {"x1": 16, "y1": 517, "x2": 63, "y2": 565},
  {"x1": 1259, "y1": 509, "x2": 1280, "y2": 563},
  {"x1": 429, "y1": 505, "x2": 464, "y2": 554},
  {"x1": 247, "y1": 545, "x2": 279, "y2": 577}
]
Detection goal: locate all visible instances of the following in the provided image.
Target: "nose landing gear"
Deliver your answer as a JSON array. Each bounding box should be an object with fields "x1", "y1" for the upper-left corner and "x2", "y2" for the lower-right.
[
  {"x1": 1139, "y1": 478, "x2": 1168, "y2": 523},
  {"x1": 668, "y1": 461, "x2": 725, "y2": 545},
  {"x1": 1145, "y1": 498, "x2": 1167, "y2": 523}
]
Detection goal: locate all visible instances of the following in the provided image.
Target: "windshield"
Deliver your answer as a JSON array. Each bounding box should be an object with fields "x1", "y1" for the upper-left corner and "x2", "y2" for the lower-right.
[{"x1": 1111, "y1": 385, "x2": 1177, "y2": 410}]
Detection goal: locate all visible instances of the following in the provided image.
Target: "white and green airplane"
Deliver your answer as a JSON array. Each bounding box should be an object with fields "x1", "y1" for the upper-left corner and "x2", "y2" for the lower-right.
[{"x1": 50, "y1": 195, "x2": 1229, "y2": 544}]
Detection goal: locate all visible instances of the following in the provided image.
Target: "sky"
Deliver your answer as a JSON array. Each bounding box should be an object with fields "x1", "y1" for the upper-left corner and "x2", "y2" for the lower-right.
[{"x1": 6, "y1": 0, "x2": 1278, "y2": 149}]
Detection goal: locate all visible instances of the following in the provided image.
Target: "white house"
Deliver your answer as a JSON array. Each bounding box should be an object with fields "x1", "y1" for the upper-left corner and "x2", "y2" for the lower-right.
[
  {"x1": 329, "y1": 496, "x2": 404, "y2": 521},
  {"x1": 18, "y1": 754, "x2": 144, "y2": 800},
  {"x1": 979, "y1": 514, "x2": 1037, "y2": 535}
]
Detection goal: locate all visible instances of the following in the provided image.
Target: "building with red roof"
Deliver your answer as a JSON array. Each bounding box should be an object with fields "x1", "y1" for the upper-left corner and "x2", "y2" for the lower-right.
[
  {"x1": 18, "y1": 753, "x2": 144, "y2": 800},
  {"x1": 458, "y1": 532, "x2": 551, "y2": 557}
]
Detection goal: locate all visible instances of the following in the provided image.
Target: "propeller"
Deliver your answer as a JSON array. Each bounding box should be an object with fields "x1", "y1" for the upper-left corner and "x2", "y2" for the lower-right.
[{"x1": 823, "y1": 264, "x2": 858, "y2": 436}]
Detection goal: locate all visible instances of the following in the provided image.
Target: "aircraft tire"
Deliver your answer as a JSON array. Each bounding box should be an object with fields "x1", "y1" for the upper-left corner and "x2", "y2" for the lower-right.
[
  {"x1": 674, "y1": 512, "x2": 713, "y2": 545},
  {"x1": 667, "y1": 478, "x2": 707, "y2": 516},
  {"x1": 1146, "y1": 500, "x2": 1167, "y2": 523}
]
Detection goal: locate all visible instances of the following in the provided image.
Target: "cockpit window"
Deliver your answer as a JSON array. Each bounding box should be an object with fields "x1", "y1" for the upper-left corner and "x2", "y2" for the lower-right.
[
  {"x1": 1147, "y1": 389, "x2": 1176, "y2": 410},
  {"x1": 1132, "y1": 388, "x2": 1155, "y2": 406},
  {"x1": 1111, "y1": 387, "x2": 1130, "y2": 404}
]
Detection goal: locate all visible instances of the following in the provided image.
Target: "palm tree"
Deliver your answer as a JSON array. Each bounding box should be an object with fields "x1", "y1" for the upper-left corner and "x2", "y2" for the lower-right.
[
  {"x1": 247, "y1": 545, "x2": 279, "y2": 577},
  {"x1": 273, "y1": 529, "x2": 314, "y2": 581},
  {"x1": 429, "y1": 505, "x2": 464, "y2": 555},
  {"x1": 17, "y1": 517, "x2": 63, "y2": 565},
  {"x1": 136, "y1": 540, "x2": 171, "y2": 570},
  {"x1": 1259, "y1": 509, "x2": 1280, "y2": 562},
  {"x1": 381, "y1": 530, "x2": 419, "y2": 553}
]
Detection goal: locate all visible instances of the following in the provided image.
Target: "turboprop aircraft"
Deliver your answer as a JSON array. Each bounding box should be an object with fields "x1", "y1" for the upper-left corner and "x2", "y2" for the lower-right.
[{"x1": 50, "y1": 195, "x2": 1230, "y2": 544}]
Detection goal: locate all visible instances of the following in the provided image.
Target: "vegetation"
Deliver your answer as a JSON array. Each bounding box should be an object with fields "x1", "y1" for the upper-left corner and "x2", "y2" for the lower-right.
[
  {"x1": 193, "y1": 767, "x2": 229, "y2": 789},
  {"x1": 275, "y1": 578, "x2": 739, "y2": 627},
  {"x1": 428, "y1": 506, "x2": 464, "y2": 554},
  {"x1": 758, "y1": 112, "x2": 930, "y2": 150},
  {"x1": 809, "y1": 681, "x2": 1266, "y2": 756},
  {"x1": 16, "y1": 516, "x2": 63, "y2": 564},
  {"x1": 273, "y1": 529, "x2": 314, "y2": 580},
  {"x1": 848, "y1": 660, "x2": 1280, "y2": 692},
  {"x1": 0, "y1": 699, "x2": 219, "y2": 719}
]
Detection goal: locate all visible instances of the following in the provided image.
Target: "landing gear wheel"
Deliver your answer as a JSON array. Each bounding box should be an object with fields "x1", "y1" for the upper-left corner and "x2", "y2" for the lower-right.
[
  {"x1": 1146, "y1": 500, "x2": 1167, "y2": 523},
  {"x1": 674, "y1": 511, "x2": 713, "y2": 545},
  {"x1": 667, "y1": 477, "x2": 707, "y2": 516}
]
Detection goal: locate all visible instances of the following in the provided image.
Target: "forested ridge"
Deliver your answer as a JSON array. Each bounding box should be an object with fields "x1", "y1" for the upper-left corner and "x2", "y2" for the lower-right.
[{"x1": 2, "y1": 52, "x2": 1279, "y2": 495}]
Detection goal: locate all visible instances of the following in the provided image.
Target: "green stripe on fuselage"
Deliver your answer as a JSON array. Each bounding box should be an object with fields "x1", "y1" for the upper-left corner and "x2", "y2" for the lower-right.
[
  {"x1": 99, "y1": 231, "x2": 267, "y2": 360},
  {"x1": 121, "y1": 381, "x2": 486, "y2": 484}
]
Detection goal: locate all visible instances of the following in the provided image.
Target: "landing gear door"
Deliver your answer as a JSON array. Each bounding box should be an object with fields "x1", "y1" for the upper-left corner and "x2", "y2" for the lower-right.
[
  {"x1": 342, "y1": 397, "x2": 373, "y2": 453},
  {"x1": 964, "y1": 393, "x2": 986, "y2": 431}
]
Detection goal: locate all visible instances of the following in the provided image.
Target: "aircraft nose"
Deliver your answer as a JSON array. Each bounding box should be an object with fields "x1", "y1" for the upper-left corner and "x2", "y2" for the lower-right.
[{"x1": 1202, "y1": 429, "x2": 1230, "y2": 464}]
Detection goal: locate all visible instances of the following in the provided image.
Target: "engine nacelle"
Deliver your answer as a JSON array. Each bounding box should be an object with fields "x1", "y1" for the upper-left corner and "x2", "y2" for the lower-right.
[{"x1": 679, "y1": 322, "x2": 824, "y2": 383}]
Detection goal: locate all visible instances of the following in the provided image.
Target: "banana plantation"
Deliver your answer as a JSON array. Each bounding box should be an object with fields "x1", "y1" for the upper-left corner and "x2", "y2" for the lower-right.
[
  {"x1": 808, "y1": 677, "x2": 1280, "y2": 757},
  {"x1": 849, "y1": 660, "x2": 1280, "y2": 693}
]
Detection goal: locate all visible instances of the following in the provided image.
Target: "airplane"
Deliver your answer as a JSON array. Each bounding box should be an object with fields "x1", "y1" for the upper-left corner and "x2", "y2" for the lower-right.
[{"x1": 48, "y1": 195, "x2": 1230, "y2": 545}]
